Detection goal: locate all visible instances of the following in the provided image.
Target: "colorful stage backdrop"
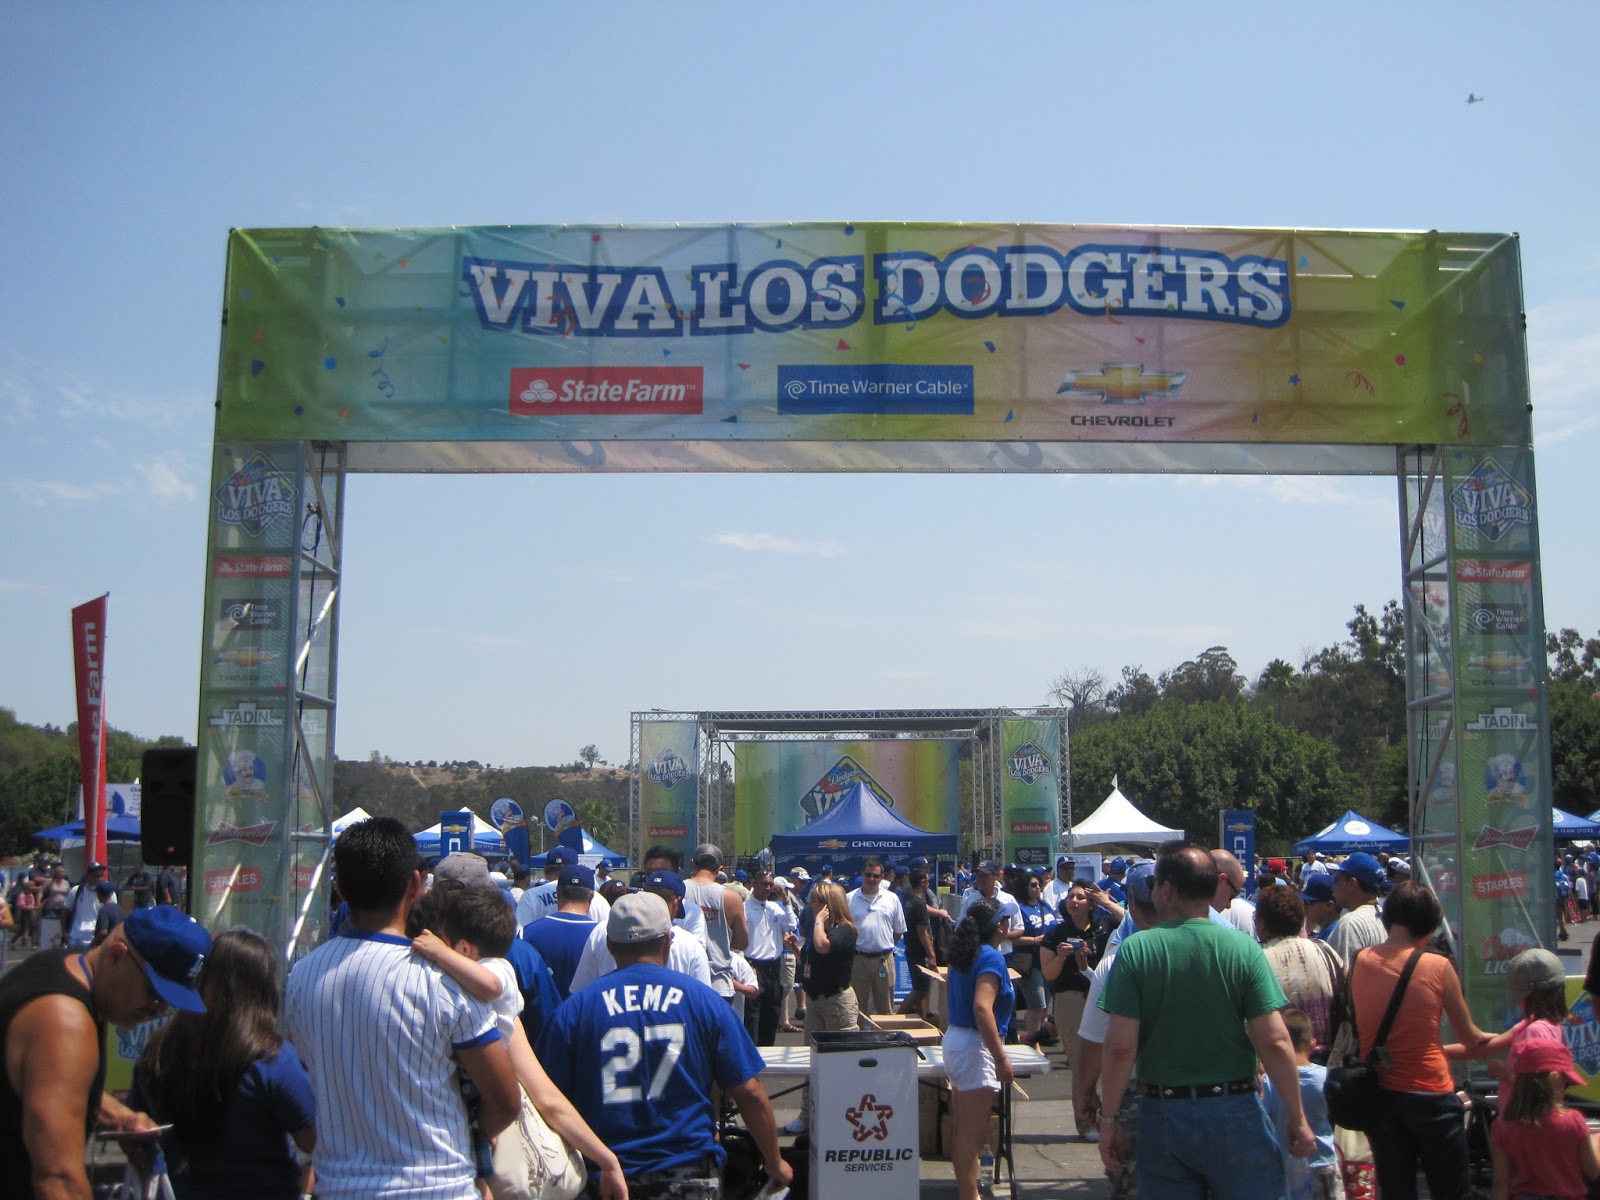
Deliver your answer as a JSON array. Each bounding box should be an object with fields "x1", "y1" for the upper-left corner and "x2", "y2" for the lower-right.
[{"x1": 733, "y1": 740, "x2": 961, "y2": 855}]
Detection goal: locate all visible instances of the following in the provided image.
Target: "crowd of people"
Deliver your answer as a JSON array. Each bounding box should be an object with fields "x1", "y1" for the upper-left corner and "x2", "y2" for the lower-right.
[{"x1": 2, "y1": 828, "x2": 1595, "y2": 1200}]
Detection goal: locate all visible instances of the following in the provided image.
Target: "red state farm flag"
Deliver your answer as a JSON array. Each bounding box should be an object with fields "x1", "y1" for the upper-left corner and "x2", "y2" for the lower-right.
[{"x1": 71, "y1": 596, "x2": 109, "y2": 866}]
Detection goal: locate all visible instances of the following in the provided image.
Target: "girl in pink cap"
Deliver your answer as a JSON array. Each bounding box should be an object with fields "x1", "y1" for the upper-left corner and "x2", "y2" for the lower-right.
[{"x1": 1490, "y1": 1037, "x2": 1600, "y2": 1200}]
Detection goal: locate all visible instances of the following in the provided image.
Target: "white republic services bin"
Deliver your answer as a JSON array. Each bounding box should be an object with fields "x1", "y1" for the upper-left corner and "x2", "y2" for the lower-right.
[{"x1": 808, "y1": 1030, "x2": 919, "y2": 1200}]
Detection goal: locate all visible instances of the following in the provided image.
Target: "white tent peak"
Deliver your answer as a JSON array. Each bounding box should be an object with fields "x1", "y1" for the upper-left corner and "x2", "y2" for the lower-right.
[{"x1": 1069, "y1": 783, "x2": 1184, "y2": 849}]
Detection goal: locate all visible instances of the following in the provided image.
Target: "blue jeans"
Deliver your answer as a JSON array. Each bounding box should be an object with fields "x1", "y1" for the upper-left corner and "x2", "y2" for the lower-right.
[
  {"x1": 1136, "y1": 1090, "x2": 1285, "y2": 1200},
  {"x1": 1365, "y1": 1089, "x2": 1467, "y2": 1200}
]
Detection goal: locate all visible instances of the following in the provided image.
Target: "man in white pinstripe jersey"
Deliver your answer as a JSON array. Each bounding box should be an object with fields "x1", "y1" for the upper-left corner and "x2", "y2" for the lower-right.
[{"x1": 285, "y1": 817, "x2": 519, "y2": 1200}]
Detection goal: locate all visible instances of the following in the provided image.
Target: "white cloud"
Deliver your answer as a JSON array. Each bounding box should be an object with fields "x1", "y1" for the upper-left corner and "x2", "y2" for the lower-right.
[
  {"x1": 133, "y1": 453, "x2": 198, "y2": 503},
  {"x1": 10, "y1": 478, "x2": 123, "y2": 505},
  {"x1": 1528, "y1": 295, "x2": 1600, "y2": 447},
  {"x1": 703, "y1": 531, "x2": 844, "y2": 558}
]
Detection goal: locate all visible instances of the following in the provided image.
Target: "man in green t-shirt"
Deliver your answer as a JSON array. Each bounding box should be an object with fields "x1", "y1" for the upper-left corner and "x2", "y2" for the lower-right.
[{"x1": 1098, "y1": 841, "x2": 1314, "y2": 1197}]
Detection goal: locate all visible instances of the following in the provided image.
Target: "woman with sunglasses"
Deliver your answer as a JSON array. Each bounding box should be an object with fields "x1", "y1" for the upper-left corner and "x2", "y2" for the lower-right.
[
  {"x1": 1012, "y1": 875, "x2": 1054, "y2": 1048},
  {"x1": 131, "y1": 929, "x2": 316, "y2": 1198}
]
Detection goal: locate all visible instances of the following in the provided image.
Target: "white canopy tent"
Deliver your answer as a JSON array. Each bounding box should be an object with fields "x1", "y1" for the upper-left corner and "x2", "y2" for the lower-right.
[{"x1": 1069, "y1": 781, "x2": 1184, "y2": 849}]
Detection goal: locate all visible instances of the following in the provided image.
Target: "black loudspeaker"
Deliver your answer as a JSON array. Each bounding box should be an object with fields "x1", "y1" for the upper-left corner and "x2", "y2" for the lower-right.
[{"x1": 141, "y1": 747, "x2": 197, "y2": 866}]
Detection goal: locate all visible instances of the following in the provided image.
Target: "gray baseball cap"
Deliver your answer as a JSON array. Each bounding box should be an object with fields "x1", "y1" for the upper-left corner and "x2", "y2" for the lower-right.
[
  {"x1": 1506, "y1": 948, "x2": 1566, "y2": 1000},
  {"x1": 608, "y1": 892, "x2": 673, "y2": 943},
  {"x1": 433, "y1": 853, "x2": 490, "y2": 887}
]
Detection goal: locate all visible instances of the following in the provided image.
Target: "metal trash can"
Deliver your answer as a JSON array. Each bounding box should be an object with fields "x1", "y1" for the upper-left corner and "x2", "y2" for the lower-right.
[{"x1": 808, "y1": 1030, "x2": 919, "y2": 1200}]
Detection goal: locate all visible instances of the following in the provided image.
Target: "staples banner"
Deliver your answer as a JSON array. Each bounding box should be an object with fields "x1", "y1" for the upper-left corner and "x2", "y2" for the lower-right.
[{"x1": 71, "y1": 596, "x2": 109, "y2": 865}]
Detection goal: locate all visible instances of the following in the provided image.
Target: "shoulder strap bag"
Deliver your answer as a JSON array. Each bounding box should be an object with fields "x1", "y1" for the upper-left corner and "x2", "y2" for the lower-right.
[{"x1": 1323, "y1": 947, "x2": 1425, "y2": 1132}]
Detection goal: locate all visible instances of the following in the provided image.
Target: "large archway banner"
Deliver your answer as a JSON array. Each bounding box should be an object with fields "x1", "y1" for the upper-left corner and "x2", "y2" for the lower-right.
[{"x1": 216, "y1": 224, "x2": 1528, "y2": 470}]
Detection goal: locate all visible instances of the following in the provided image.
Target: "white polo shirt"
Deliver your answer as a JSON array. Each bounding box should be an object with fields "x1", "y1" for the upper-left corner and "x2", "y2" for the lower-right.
[{"x1": 847, "y1": 886, "x2": 907, "y2": 954}]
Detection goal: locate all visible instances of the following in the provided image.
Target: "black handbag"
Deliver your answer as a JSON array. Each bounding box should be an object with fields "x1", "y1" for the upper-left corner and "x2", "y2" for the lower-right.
[{"x1": 1323, "y1": 947, "x2": 1425, "y2": 1131}]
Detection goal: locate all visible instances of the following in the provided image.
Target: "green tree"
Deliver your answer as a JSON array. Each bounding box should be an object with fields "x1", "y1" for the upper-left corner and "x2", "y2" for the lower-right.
[
  {"x1": 1068, "y1": 699, "x2": 1359, "y2": 852},
  {"x1": 579, "y1": 744, "x2": 601, "y2": 769},
  {"x1": 1548, "y1": 627, "x2": 1600, "y2": 691},
  {"x1": 1550, "y1": 681, "x2": 1600, "y2": 813},
  {"x1": 1107, "y1": 664, "x2": 1161, "y2": 717},
  {"x1": 1160, "y1": 646, "x2": 1245, "y2": 705}
]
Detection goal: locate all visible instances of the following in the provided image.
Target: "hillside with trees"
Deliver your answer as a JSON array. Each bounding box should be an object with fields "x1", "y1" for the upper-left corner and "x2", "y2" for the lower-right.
[{"x1": 1, "y1": 610, "x2": 1595, "y2": 860}]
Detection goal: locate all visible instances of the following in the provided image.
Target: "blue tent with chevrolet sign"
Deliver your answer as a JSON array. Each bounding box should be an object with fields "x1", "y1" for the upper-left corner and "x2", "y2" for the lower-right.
[
  {"x1": 768, "y1": 780, "x2": 955, "y2": 874},
  {"x1": 1293, "y1": 810, "x2": 1409, "y2": 855}
]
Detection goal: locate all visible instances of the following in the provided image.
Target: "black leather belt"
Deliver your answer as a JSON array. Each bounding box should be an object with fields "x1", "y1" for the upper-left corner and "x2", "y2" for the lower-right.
[
  {"x1": 858, "y1": 949, "x2": 892, "y2": 957},
  {"x1": 1143, "y1": 1079, "x2": 1255, "y2": 1100}
]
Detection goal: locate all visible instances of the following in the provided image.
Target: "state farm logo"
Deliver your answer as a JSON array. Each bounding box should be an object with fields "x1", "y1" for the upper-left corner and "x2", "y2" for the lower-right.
[
  {"x1": 1457, "y1": 560, "x2": 1533, "y2": 584},
  {"x1": 206, "y1": 821, "x2": 279, "y2": 847},
  {"x1": 1008, "y1": 742, "x2": 1052, "y2": 784},
  {"x1": 1011, "y1": 821, "x2": 1051, "y2": 834},
  {"x1": 646, "y1": 748, "x2": 692, "y2": 789},
  {"x1": 1472, "y1": 871, "x2": 1529, "y2": 900},
  {"x1": 509, "y1": 366, "x2": 703, "y2": 416},
  {"x1": 214, "y1": 555, "x2": 291, "y2": 578},
  {"x1": 205, "y1": 866, "x2": 263, "y2": 895}
]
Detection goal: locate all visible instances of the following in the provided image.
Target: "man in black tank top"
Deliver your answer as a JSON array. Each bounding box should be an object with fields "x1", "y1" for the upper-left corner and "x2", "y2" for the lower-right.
[{"x1": 1, "y1": 904, "x2": 210, "y2": 1198}]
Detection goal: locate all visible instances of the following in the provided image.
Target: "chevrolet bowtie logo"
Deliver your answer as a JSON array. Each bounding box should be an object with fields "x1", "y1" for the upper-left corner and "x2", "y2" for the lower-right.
[{"x1": 1057, "y1": 363, "x2": 1187, "y2": 405}]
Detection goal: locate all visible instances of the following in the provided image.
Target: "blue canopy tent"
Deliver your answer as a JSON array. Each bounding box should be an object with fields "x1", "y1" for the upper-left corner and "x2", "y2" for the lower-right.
[
  {"x1": 1293, "y1": 810, "x2": 1409, "y2": 855},
  {"x1": 1552, "y1": 807, "x2": 1600, "y2": 840},
  {"x1": 35, "y1": 814, "x2": 144, "y2": 842},
  {"x1": 414, "y1": 816, "x2": 504, "y2": 859},
  {"x1": 528, "y1": 825, "x2": 628, "y2": 869},
  {"x1": 768, "y1": 780, "x2": 956, "y2": 876}
]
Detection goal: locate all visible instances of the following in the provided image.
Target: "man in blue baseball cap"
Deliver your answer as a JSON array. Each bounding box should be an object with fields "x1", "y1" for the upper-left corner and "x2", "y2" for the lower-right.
[
  {"x1": 522, "y1": 863, "x2": 600, "y2": 999},
  {"x1": 1098, "y1": 857, "x2": 1130, "y2": 905},
  {"x1": 567, "y1": 869, "x2": 714, "y2": 990},
  {"x1": 1299, "y1": 874, "x2": 1341, "y2": 941},
  {"x1": 1327, "y1": 851, "x2": 1388, "y2": 963},
  {"x1": 2, "y1": 903, "x2": 212, "y2": 1196},
  {"x1": 516, "y1": 845, "x2": 610, "y2": 928}
]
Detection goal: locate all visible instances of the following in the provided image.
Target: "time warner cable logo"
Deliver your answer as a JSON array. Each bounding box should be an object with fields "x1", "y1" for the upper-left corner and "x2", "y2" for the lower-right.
[{"x1": 778, "y1": 365, "x2": 974, "y2": 415}]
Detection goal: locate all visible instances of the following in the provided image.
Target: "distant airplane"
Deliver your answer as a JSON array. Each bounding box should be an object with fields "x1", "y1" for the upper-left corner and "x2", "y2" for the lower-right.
[{"x1": 1467, "y1": 93, "x2": 1484, "y2": 104}]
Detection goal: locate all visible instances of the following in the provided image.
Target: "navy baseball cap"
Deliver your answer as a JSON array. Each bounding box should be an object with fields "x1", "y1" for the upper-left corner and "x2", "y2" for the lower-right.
[
  {"x1": 644, "y1": 869, "x2": 686, "y2": 898},
  {"x1": 1338, "y1": 852, "x2": 1385, "y2": 890},
  {"x1": 975, "y1": 860, "x2": 1002, "y2": 876},
  {"x1": 545, "y1": 847, "x2": 577, "y2": 868},
  {"x1": 123, "y1": 906, "x2": 211, "y2": 1013},
  {"x1": 95, "y1": 880, "x2": 116, "y2": 898},
  {"x1": 1300, "y1": 875, "x2": 1336, "y2": 904},
  {"x1": 821, "y1": 863, "x2": 834, "y2": 873},
  {"x1": 1056, "y1": 854, "x2": 1072, "y2": 868},
  {"x1": 559, "y1": 864, "x2": 596, "y2": 891},
  {"x1": 909, "y1": 857, "x2": 929, "y2": 868},
  {"x1": 1108, "y1": 857, "x2": 1127, "y2": 873},
  {"x1": 1124, "y1": 861, "x2": 1156, "y2": 905}
]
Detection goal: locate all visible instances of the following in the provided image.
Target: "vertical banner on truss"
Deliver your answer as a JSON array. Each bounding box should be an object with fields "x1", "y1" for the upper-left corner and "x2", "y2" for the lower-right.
[
  {"x1": 1444, "y1": 447, "x2": 1554, "y2": 1025},
  {"x1": 733, "y1": 741, "x2": 961, "y2": 855},
  {"x1": 1000, "y1": 717, "x2": 1062, "y2": 867},
  {"x1": 639, "y1": 720, "x2": 700, "y2": 861},
  {"x1": 196, "y1": 442, "x2": 314, "y2": 937}
]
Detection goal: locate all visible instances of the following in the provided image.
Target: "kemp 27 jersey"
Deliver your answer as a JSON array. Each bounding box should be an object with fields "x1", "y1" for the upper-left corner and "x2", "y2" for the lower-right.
[{"x1": 538, "y1": 961, "x2": 764, "y2": 1176}]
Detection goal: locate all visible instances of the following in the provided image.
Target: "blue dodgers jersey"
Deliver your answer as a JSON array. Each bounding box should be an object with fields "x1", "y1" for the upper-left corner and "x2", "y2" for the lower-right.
[
  {"x1": 947, "y1": 943, "x2": 1015, "y2": 1034},
  {"x1": 537, "y1": 962, "x2": 764, "y2": 1176}
]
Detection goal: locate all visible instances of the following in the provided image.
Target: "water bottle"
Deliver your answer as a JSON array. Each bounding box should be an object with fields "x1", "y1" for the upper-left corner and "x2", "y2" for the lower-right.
[{"x1": 978, "y1": 1143, "x2": 995, "y2": 1193}]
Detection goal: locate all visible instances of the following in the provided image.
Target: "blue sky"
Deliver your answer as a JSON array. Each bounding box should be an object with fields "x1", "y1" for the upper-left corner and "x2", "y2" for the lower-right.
[{"x1": 3, "y1": 3, "x2": 1596, "y2": 769}]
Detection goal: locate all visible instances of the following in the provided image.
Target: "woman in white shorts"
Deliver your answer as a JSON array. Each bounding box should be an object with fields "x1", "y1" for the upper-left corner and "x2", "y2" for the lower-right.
[{"x1": 942, "y1": 896, "x2": 1016, "y2": 1200}]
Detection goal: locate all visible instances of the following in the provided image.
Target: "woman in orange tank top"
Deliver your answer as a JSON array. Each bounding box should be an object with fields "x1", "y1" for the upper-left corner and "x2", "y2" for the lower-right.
[{"x1": 1347, "y1": 881, "x2": 1492, "y2": 1200}]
